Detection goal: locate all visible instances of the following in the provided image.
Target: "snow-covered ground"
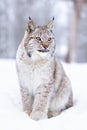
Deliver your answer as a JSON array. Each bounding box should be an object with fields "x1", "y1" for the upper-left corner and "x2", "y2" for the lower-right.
[{"x1": 0, "y1": 59, "x2": 87, "y2": 130}]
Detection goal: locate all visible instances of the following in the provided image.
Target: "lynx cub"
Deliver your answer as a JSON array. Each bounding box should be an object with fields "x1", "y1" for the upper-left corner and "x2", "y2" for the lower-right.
[{"x1": 16, "y1": 17, "x2": 73, "y2": 121}]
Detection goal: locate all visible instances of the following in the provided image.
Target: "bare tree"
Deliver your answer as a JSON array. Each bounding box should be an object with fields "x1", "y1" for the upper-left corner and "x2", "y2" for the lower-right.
[{"x1": 66, "y1": 0, "x2": 86, "y2": 62}]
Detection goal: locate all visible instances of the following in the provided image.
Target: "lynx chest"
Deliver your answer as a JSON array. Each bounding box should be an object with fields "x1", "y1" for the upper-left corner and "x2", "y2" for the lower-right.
[{"x1": 17, "y1": 61, "x2": 53, "y2": 95}]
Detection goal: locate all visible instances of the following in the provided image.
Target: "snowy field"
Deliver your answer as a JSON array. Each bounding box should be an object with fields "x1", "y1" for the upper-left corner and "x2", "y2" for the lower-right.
[{"x1": 0, "y1": 59, "x2": 87, "y2": 130}]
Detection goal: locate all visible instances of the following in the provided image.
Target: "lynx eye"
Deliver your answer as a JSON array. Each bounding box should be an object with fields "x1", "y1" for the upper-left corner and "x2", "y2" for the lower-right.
[
  {"x1": 36, "y1": 37, "x2": 41, "y2": 41},
  {"x1": 48, "y1": 37, "x2": 52, "y2": 42}
]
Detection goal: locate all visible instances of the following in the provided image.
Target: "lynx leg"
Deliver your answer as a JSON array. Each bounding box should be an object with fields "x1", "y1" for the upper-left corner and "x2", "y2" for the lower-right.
[
  {"x1": 48, "y1": 76, "x2": 73, "y2": 118},
  {"x1": 30, "y1": 85, "x2": 52, "y2": 120},
  {"x1": 20, "y1": 87, "x2": 33, "y2": 115}
]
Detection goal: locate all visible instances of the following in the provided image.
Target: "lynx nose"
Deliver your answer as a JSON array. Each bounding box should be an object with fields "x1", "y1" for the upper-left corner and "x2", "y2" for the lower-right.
[{"x1": 41, "y1": 42, "x2": 49, "y2": 49}]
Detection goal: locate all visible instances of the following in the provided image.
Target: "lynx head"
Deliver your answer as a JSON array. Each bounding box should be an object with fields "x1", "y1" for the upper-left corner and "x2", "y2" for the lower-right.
[{"x1": 24, "y1": 17, "x2": 56, "y2": 61}]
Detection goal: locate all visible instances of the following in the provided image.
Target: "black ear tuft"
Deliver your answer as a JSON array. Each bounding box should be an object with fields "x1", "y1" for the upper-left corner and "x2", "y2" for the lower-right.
[
  {"x1": 53, "y1": 17, "x2": 54, "y2": 20},
  {"x1": 29, "y1": 16, "x2": 31, "y2": 20}
]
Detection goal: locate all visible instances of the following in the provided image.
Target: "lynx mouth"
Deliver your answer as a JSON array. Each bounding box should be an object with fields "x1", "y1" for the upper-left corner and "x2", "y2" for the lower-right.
[{"x1": 38, "y1": 49, "x2": 49, "y2": 53}]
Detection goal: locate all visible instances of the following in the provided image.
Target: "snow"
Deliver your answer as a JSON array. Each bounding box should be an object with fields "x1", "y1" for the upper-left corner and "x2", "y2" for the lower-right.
[{"x1": 0, "y1": 59, "x2": 87, "y2": 130}]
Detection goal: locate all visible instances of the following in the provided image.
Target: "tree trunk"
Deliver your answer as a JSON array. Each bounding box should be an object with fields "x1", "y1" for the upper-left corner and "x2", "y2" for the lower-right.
[{"x1": 66, "y1": 0, "x2": 85, "y2": 62}]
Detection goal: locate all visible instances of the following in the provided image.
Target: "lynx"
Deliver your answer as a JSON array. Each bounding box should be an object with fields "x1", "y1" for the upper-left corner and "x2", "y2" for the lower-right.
[{"x1": 16, "y1": 17, "x2": 73, "y2": 121}]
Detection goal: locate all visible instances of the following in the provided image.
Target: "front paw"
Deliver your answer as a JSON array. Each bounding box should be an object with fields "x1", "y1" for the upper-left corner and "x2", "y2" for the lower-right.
[{"x1": 30, "y1": 111, "x2": 47, "y2": 121}]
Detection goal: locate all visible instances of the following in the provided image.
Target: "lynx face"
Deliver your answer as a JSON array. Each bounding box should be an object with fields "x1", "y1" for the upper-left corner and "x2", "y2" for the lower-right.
[{"x1": 24, "y1": 18, "x2": 56, "y2": 61}]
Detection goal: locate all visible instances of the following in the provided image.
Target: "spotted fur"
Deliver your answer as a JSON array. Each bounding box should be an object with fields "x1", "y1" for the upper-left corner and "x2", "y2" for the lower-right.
[{"x1": 16, "y1": 18, "x2": 73, "y2": 121}]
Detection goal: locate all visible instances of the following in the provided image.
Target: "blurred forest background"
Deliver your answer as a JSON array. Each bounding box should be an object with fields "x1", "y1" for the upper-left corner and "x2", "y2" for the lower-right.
[{"x1": 0, "y1": 0, "x2": 87, "y2": 62}]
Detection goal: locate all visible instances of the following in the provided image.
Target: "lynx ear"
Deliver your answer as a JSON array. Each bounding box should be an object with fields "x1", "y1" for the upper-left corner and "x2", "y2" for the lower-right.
[
  {"x1": 26, "y1": 17, "x2": 35, "y2": 33},
  {"x1": 47, "y1": 17, "x2": 54, "y2": 32}
]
